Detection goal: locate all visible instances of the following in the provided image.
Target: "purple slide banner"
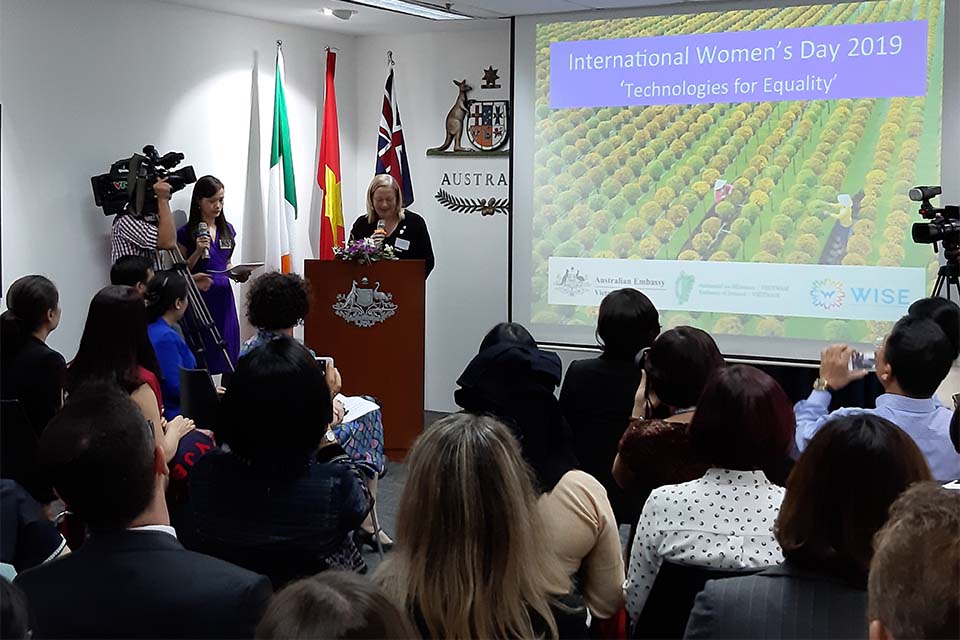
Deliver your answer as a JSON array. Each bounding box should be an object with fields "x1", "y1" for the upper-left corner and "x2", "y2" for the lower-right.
[{"x1": 549, "y1": 21, "x2": 928, "y2": 108}]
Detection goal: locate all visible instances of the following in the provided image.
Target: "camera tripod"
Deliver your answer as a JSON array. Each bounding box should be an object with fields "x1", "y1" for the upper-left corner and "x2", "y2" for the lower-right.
[
  {"x1": 155, "y1": 246, "x2": 235, "y2": 373},
  {"x1": 931, "y1": 256, "x2": 960, "y2": 301}
]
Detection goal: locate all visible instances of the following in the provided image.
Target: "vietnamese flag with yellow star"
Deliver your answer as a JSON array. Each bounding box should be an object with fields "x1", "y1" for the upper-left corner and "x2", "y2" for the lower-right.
[{"x1": 317, "y1": 49, "x2": 344, "y2": 259}]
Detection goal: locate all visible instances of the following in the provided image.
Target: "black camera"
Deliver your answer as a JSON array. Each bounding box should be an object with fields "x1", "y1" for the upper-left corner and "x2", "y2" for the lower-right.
[
  {"x1": 909, "y1": 185, "x2": 959, "y2": 251},
  {"x1": 91, "y1": 145, "x2": 196, "y2": 217}
]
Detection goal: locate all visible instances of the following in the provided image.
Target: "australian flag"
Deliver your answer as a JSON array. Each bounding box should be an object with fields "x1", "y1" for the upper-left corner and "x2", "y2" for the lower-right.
[{"x1": 377, "y1": 67, "x2": 414, "y2": 206}]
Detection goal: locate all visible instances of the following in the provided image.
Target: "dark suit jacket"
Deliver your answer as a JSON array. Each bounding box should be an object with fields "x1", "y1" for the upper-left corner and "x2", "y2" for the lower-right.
[
  {"x1": 184, "y1": 449, "x2": 370, "y2": 588},
  {"x1": 683, "y1": 562, "x2": 868, "y2": 639},
  {"x1": 0, "y1": 337, "x2": 65, "y2": 435},
  {"x1": 14, "y1": 529, "x2": 272, "y2": 639},
  {"x1": 559, "y1": 355, "x2": 642, "y2": 524}
]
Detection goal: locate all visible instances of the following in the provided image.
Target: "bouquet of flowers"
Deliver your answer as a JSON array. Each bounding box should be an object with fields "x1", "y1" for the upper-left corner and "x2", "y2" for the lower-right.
[{"x1": 334, "y1": 238, "x2": 398, "y2": 265}]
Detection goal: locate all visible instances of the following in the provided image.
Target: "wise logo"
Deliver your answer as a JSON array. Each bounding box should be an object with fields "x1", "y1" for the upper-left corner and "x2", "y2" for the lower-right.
[
  {"x1": 810, "y1": 279, "x2": 912, "y2": 311},
  {"x1": 849, "y1": 287, "x2": 912, "y2": 305},
  {"x1": 810, "y1": 279, "x2": 846, "y2": 310}
]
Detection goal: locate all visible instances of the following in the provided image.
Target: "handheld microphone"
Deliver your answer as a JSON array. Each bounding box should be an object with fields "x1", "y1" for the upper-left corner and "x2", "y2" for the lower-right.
[
  {"x1": 376, "y1": 220, "x2": 386, "y2": 234},
  {"x1": 197, "y1": 222, "x2": 211, "y2": 259}
]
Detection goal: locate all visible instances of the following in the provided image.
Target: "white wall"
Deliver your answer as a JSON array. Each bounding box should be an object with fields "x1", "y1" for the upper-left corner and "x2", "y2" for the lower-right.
[
  {"x1": 355, "y1": 24, "x2": 512, "y2": 412},
  {"x1": 1, "y1": 0, "x2": 358, "y2": 358},
  {"x1": 1, "y1": 0, "x2": 513, "y2": 413}
]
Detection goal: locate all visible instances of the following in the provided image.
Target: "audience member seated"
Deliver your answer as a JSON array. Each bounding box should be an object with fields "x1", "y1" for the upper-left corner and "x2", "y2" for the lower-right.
[
  {"x1": 186, "y1": 337, "x2": 372, "y2": 587},
  {"x1": 1, "y1": 275, "x2": 65, "y2": 436},
  {"x1": 612, "y1": 327, "x2": 725, "y2": 514},
  {"x1": 375, "y1": 413, "x2": 588, "y2": 639},
  {"x1": 625, "y1": 365, "x2": 796, "y2": 628},
  {"x1": 907, "y1": 296, "x2": 960, "y2": 407},
  {"x1": 68, "y1": 285, "x2": 195, "y2": 463},
  {"x1": 1, "y1": 480, "x2": 68, "y2": 574},
  {"x1": 795, "y1": 315, "x2": 960, "y2": 482},
  {"x1": 109, "y1": 254, "x2": 154, "y2": 294},
  {"x1": 456, "y1": 322, "x2": 623, "y2": 621},
  {"x1": 560, "y1": 288, "x2": 660, "y2": 525},
  {"x1": 241, "y1": 271, "x2": 391, "y2": 549},
  {"x1": 1, "y1": 579, "x2": 31, "y2": 639},
  {"x1": 145, "y1": 271, "x2": 197, "y2": 420},
  {"x1": 684, "y1": 414, "x2": 932, "y2": 639},
  {"x1": 14, "y1": 384, "x2": 271, "y2": 638},
  {"x1": 256, "y1": 570, "x2": 416, "y2": 639},
  {"x1": 868, "y1": 482, "x2": 959, "y2": 640}
]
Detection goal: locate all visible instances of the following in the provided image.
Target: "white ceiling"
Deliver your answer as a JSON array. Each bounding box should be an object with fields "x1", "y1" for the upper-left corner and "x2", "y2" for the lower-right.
[{"x1": 155, "y1": 0, "x2": 738, "y2": 35}]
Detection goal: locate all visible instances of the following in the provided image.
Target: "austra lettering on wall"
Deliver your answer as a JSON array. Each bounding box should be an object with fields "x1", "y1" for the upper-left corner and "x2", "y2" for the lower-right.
[{"x1": 440, "y1": 172, "x2": 509, "y2": 187}]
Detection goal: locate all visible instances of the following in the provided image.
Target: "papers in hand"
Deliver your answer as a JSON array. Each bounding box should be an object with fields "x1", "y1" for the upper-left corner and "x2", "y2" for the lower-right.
[
  {"x1": 335, "y1": 394, "x2": 380, "y2": 422},
  {"x1": 208, "y1": 263, "x2": 264, "y2": 278}
]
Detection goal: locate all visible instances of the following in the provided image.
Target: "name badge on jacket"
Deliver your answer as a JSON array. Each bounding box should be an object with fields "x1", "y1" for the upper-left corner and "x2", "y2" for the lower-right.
[{"x1": 395, "y1": 238, "x2": 411, "y2": 251}]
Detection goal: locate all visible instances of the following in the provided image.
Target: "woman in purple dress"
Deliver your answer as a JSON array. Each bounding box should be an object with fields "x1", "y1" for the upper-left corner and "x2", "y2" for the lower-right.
[{"x1": 177, "y1": 176, "x2": 248, "y2": 374}]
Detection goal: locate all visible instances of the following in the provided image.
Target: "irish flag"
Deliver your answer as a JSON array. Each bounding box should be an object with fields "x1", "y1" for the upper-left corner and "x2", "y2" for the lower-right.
[
  {"x1": 267, "y1": 44, "x2": 297, "y2": 273},
  {"x1": 318, "y1": 49, "x2": 344, "y2": 259}
]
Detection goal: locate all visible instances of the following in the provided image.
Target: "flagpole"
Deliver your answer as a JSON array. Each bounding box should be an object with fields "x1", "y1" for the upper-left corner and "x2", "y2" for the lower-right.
[{"x1": 376, "y1": 50, "x2": 414, "y2": 207}]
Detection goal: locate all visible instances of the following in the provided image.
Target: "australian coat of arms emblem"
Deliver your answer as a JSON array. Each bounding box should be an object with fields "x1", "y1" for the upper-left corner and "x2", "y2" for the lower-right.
[
  {"x1": 555, "y1": 267, "x2": 589, "y2": 295},
  {"x1": 467, "y1": 100, "x2": 509, "y2": 151},
  {"x1": 332, "y1": 277, "x2": 398, "y2": 328},
  {"x1": 427, "y1": 74, "x2": 510, "y2": 156}
]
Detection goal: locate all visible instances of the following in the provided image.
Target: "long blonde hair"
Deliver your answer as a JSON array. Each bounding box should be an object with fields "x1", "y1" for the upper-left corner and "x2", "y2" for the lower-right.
[
  {"x1": 375, "y1": 413, "x2": 565, "y2": 639},
  {"x1": 365, "y1": 174, "x2": 403, "y2": 224}
]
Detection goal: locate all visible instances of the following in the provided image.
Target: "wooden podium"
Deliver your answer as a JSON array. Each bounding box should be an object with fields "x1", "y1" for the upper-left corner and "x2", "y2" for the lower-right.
[{"x1": 303, "y1": 260, "x2": 425, "y2": 458}]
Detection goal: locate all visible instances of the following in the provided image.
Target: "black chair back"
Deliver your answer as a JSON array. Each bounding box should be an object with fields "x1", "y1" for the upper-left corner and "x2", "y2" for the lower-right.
[
  {"x1": 632, "y1": 561, "x2": 763, "y2": 639},
  {"x1": 179, "y1": 368, "x2": 220, "y2": 433}
]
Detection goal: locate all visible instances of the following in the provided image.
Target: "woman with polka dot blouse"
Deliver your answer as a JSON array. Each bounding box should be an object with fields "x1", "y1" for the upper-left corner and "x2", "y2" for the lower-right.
[
  {"x1": 624, "y1": 365, "x2": 797, "y2": 627},
  {"x1": 683, "y1": 414, "x2": 932, "y2": 639}
]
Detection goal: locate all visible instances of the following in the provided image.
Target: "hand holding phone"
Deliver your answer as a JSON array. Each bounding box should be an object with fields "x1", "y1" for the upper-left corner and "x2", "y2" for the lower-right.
[{"x1": 849, "y1": 350, "x2": 877, "y2": 372}]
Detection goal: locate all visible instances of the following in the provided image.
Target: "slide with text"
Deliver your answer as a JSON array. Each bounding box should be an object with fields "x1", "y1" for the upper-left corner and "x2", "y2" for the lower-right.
[{"x1": 527, "y1": 0, "x2": 944, "y2": 345}]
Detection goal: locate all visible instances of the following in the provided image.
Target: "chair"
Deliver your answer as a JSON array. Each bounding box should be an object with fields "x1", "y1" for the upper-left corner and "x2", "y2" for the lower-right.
[
  {"x1": 631, "y1": 561, "x2": 763, "y2": 639},
  {"x1": 179, "y1": 368, "x2": 220, "y2": 433},
  {"x1": 0, "y1": 400, "x2": 52, "y2": 502}
]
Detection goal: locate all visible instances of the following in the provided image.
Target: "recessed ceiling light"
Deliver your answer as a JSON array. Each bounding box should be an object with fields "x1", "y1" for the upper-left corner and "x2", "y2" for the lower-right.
[
  {"x1": 319, "y1": 7, "x2": 357, "y2": 20},
  {"x1": 343, "y1": 0, "x2": 471, "y2": 20}
]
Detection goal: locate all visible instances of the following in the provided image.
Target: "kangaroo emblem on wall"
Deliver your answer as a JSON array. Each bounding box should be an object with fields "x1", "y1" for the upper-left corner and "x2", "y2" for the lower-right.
[{"x1": 428, "y1": 79, "x2": 473, "y2": 153}]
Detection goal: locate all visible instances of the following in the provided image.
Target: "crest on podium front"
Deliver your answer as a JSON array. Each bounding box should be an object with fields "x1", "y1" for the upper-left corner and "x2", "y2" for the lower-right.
[{"x1": 332, "y1": 277, "x2": 398, "y2": 328}]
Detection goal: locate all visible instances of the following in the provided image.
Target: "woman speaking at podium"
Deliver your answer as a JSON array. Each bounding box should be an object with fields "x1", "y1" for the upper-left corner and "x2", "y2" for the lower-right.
[
  {"x1": 349, "y1": 174, "x2": 435, "y2": 278},
  {"x1": 177, "y1": 176, "x2": 248, "y2": 374}
]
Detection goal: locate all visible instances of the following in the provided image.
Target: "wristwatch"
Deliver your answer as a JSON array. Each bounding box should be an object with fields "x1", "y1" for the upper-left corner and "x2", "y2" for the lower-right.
[{"x1": 812, "y1": 377, "x2": 832, "y2": 392}]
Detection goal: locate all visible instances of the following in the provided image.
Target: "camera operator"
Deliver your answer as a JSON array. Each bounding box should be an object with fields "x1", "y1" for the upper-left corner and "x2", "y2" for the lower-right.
[
  {"x1": 110, "y1": 178, "x2": 176, "y2": 263},
  {"x1": 109, "y1": 178, "x2": 211, "y2": 291}
]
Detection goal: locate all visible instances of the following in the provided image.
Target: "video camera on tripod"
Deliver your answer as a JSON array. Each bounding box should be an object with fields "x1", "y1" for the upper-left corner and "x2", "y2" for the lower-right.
[
  {"x1": 91, "y1": 146, "x2": 232, "y2": 371},
  {"x1": 910, "y1": 185, "x2": 959, "y2": 299},
  {"x1": 91, "y1": 145, "x2": 197, "y2": 218},
  {"x1": 910, "y1": 186, "x2": 959, "y2": 251}
]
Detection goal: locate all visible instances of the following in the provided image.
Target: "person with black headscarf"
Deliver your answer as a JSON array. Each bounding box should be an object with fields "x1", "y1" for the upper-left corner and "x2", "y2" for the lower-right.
[{"x1": 455, "y1": 323, "x2": 625, "y2": 622}]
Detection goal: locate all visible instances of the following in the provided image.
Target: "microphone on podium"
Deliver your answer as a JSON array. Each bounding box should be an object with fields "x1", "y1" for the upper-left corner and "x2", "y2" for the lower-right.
[{"x1": 197, "y1": 222, "x2": 211, "y2": 259}]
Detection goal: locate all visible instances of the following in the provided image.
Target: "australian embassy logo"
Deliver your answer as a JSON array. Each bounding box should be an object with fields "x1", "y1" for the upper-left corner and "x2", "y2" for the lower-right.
[
  {"x1": 810, "y1": 278, "x2": 846, "y2": 310},
  {"x1": 555, "y1": 267, "x2": 588, "y2": 295}
]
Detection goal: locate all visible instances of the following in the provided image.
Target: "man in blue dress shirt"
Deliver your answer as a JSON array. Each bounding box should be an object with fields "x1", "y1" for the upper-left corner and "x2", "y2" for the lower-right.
[{"x1": 796, "y1": 315, "x2": 959, "y2": 483}]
